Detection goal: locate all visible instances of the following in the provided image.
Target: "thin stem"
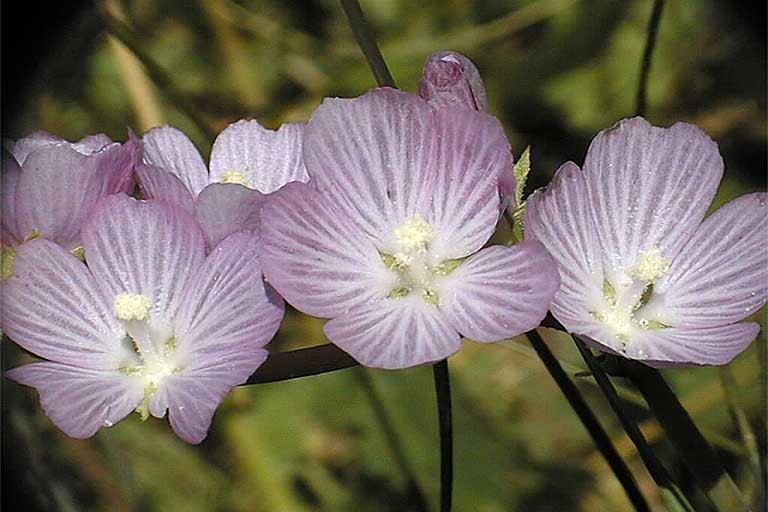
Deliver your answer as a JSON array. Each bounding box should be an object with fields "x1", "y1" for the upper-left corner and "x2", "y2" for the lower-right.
[
  {"x1": 526, "y1": 329, "x2": 651, "y2": 512},
  {"x1": 339, "y1": 0, "x2": 396, "y2": 87},
  {"x1": 573, "y1": 336, "x2": 698, "y2": 512},
  {"x1": 433, "y1": 360, "x2": 453, "y2": 512},
  {"x1": 635, "y1": 0, "x2": 665, "y2": 116},
  {"x1": 353, "y1": 368, "x2": 429, "y2": 511},
  {"x1": 244, "y1": 343, "x2": 358, "y2": 385}
]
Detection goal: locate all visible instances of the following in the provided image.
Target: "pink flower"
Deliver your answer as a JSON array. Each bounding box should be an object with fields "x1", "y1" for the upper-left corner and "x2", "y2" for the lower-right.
[
  {"x1": 526, "y1": 117, "x2": 767, "y2": 366},
  {"x1": 138, "y1": 120, "x2": 308, "y2": 249},
  {"x1": 260, "y1": 88, "x2": 559, "y2": 369},
  {"x1": 2, "y1": 195, "x2": 283, "y2": 443}
]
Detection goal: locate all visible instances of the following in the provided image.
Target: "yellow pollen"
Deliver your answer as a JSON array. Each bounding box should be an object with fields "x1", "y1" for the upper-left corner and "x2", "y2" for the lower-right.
[
  {"x1": 219, "y1": 170, "x2": 251, "y2": 187},
  {"x1": 114, "y1": 292, "x2": 152, "y2": 321},
  {"x1": 628, "y1": 247, "x2": 671, "y2": 282},
  {"x1": 1, "y1": 245, "x2": 16, "y2": 280},
  {"x1": 394, "y1": 214, "x2": 434, "y2": 253}
]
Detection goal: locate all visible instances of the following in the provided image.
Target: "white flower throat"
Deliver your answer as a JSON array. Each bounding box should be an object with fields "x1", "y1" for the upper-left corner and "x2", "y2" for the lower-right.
[
  {"x1": 114, "y1": 292, "x2": 181, "y2": 419},
  {"x1": 381, "y1": 214, "x2": 461, "y2": 306},
  {"x1": 591, "y1": 247, "x2": 671, "y2": 343}
]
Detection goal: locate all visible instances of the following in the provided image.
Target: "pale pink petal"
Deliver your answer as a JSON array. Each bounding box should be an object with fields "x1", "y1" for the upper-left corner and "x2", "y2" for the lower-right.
[
  {"x1": 82, "y1": 195, "x2": 206, "y2": 320},
  {"x1": 628, "y1": 323, "x2": 761, "y2": 367},
  {"x1": 71, "y1": 134, "x2": 114, "y2": 155},
  {"x1": 209, "y1": 119, "x2": 309, "y2": 193},
  {"x1": 584, "y1": 118, "x2": 723, "y2": 269},
  {"x1": 261, "y1": 182, "x2": 393, "y2": 318},
  {"x1": 6, "y1": 131, "x2": 64, "y2": 164},
  {"x1": 659, "y1": 193, "x2": 768, "y2": 327},
  {"x1": 194, "y1": 183, "x2": 263, "y2": 249},
  {"x1": 427, "y1": 107, "x2": 512, "y2": 260},
  {"x1": 6, "y1": 362, "x2": 143, "y2": 439},
  {"x1": 525, "y1": 161, "x2": 605, "y2": 334},
  {"x1": 418, "y1": 51, "x2": 488, "y2": 111},
  {"x1": 0, "y1": 239, "x2": 127, "y2": 368},
  {"x1": 1, "y1": 151, "x2": 22, "y2": 244},
  {"x1": 136, "y1": 163, "x2": 196, "y2": 213},
  {"x1": 324, "y1": 296, "x2": 461, "y2": 369},
  {"x1": 174, "y1": 232, "x2": 283, "y2": 364},
  {"x1": 142, "y1": 126, "x2": 209, "y2": 196},
  {"x1": 439, "y1": 242, "x2": 560, "y2": 342},
  {"x1": 303, "y1": 88, "x2": 436, "y2": 240}
]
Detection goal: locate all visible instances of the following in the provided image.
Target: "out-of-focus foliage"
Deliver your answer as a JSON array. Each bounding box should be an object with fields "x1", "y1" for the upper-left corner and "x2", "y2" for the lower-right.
[{"x1": 2, "y1": 1, "x2": 765, "y2": 511}]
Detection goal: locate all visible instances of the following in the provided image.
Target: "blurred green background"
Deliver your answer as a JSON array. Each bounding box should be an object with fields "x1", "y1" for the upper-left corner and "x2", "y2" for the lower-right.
[{"x1": 2, "y1": 1, "x2": 766, "y2": 511}]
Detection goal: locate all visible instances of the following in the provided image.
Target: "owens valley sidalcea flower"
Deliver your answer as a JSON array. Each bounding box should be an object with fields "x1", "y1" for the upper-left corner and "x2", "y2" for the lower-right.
[
  {"x1": 261, "y1": 88, "x2": 560, "y2": 369},
  {"x1": 526, "y1": 117, "x2": 767, "y2": 366},
  {"x1": 1, "y1": 131, "x2": 139, "y2": 276},
  {"x1": 2, "y1": 194, "x2": 283, "y2": 443},
  {"x1": 138, "y1": 119, "x2": 308, "y2": 249}
]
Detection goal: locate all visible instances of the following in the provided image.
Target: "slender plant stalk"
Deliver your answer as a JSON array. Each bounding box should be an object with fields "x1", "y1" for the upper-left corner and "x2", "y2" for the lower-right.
[
  {"x1": 433, "y1": 360, "x2": 453, "y2": 512},
  {"x1": 245, "y1": 343, "x2": 358, "y2": 384},
  {"x1": 339, "y1": 0, "x2": 395, "y2": 87},
  {"x1": 526, "y1": 329, "x2": 651, "y2": 512},
  {"x1": 353, "y1": 368, "x2": 429, "y2": 512},
  {"x1": 635, "y1": 0, "x2": 665, "y2": 116},
  {"x1": 573, "y1": 337, "x2": 699, "y2": 512}
]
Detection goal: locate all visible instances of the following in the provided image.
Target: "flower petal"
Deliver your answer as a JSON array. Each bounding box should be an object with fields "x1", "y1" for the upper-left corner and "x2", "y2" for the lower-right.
[
  {"x1": 584, "y1": 117, "x2": 723, "y2": 269},
  {"x1": 303, "y1": 88, "x2": 436, "y2": 240},
  {"x1": 209, "y1": 119, "x2": 308, "y2": 193},
  {"x1": 324, "y1": 296, "x2": 461, "y2": 369},
  {"x1": 5, "y1": 131, "x2": 65, "y2": 164},
  {"x1": 194, "y1": 183, "x2": 264, "y2": 249},
  {"x1": 1, "y1": 150, "x2": 22, "y2": 244},
  {"x1": 628, "y1": 322, "x2": 760, "y2": 367},
  {"x1": 261, "y1": 182, "x2": 393, "y2": 318},
  {"x1": 82, "y1": 195, "x2": 206, "y2": 320},
  {"x1": 439, "y1": 242, "x2": 560, "y2": 342},
  {"x1": 525, "y1": 161, "x2": 605, "y2": 334},
  {"x1": 427, "y1": 107, "x2": 512, "y2": 260},
  {"x1": 135, "y1": 163, "x2": 196, "y2": 213},
  {"x1": 175, "y1": 232, "x2": 283, "y2": 365},
  {"x1": 1, "y1": 239, "x2": 128, "y2": 368},
  {"x1": 142, "y1": 126, "x2": 209, "y2": 196},
  {"x1": 418, "y1": 51, "x2": 488, "y2": 111},
  {"x1": 6, "y1": 362, "x2": 142, "y2": 439},
  {"x1": 659, "y1": 192, "x2": 768, "y2": 327}
]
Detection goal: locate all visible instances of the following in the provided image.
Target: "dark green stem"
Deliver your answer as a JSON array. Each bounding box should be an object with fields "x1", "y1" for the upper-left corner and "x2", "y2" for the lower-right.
[
  {"x1": 635, "y1": 0, "x2": 665, "y2": 116},
  {"x1": 433, "y1": 360, "x2": 453, "y2": 512},
  {"x1": 339, "y1": 0, "x2": 396, "y2": 87},
  {"x1": 573, "y1": 337, "x2": 698, "y2": 512},
  {"x1": 527, "y1": 329, "x2": 651, "y2": 512},
  {"x1": 244, "y1": 343, "x2": 358, "y2": 385},
  {"x1": 354, "y1": 368, "x2": 429, "y2": 511}
]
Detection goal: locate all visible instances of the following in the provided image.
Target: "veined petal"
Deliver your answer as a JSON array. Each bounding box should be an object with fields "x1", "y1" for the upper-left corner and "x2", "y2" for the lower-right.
[
  {"x1": 194, "y1": 183, "x2": 263, "y2": 249},
  {"x1": 427, "y1": 107, "x2": 512, "y2": 260},
  {"x1": 584, "y1": 118, "x2": 723, "y2": 270},
  {"x1": 630, "y1": 323, "x2": 760, "y2": 367},
  {"x1": 209, "y1": 119, "x2": 308, "y2": 193},
  {"x1": 303, "y1": 88, "x2": 436, "y2": 240},
  {"x1": 142, "y1": 126, "x2": 209, "y2": 196},
  {"x1": 1, "y1": 239, "x2": 128, "y2": 368},
  {"x1": 525, "y1": 161, "x2": 605, "y2": 332},
  {"x1": 5, "y1": 131, "x2": 65, "y2": 164},
  {"x1": 7, "y1": 362, "x2": 143, "y2": 439},
  {"x1": 261, "y1": 182, "x2": 393, "y2": 318},
  {"x1": 418, "y1": 51, "x2": 488, "y2": 111},
  {"x1": 175, "y1": 232, "x2": 283, "y2": 366},
  {"x1": 659, "y1": 193, "x2": 768, "y2": 327},
  {"x1": 82, "y1": 195, "x2": 206, "y2": 320},
  {"x1": 1, "y1": 151, "x2": 22, "y2": 244},
  {"x1": 324, "y1": 296, "x2": 461, "y2": 369},
  {"x1": 136, "y1": 163, "x2": 196, "y2": 213},
  {"x1": 439, "y1": 242, "x2": 560, "y2": 342}
]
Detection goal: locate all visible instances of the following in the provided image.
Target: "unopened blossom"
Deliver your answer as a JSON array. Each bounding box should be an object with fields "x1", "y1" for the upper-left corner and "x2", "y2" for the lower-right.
[
  {"x1": 1, "y1": 131, "x2": 139, "y2": 276},
  {"x1": 2, "y1": 194, "x2": 283, "y2": 443},
  {"x1": 261, "y1": 88, "x2": 559, "y2": 369},
  {"x1": 419, "y1": 50, "x2": 515, "y2": 206},
  {"x1": 525, "y1": 117, "x2": 767, "y2": 366},
  {"x1": 138, "y1": 119, "x2": 308, "y2": 248}
]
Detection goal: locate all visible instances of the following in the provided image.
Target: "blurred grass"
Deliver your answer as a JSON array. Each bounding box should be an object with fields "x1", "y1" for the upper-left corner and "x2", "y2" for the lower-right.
[{"x1": 2, "y1": 1, "x2": 766, "y2": 511}]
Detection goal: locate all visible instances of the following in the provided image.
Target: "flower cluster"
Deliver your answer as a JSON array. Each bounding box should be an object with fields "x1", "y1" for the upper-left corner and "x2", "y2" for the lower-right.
[{"x1": 1, "y1": 51, "x2": 765, "y2": 444}]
